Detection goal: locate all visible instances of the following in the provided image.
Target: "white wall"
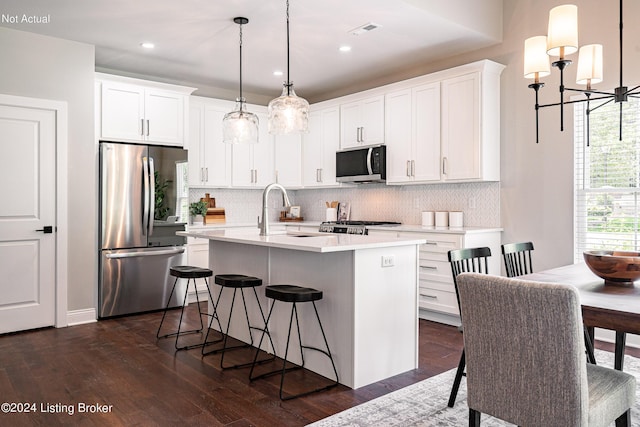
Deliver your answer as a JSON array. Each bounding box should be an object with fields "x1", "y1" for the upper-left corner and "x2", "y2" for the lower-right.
[{"x1": 0, "y1": 27, "x2": 96, "y2": 311}]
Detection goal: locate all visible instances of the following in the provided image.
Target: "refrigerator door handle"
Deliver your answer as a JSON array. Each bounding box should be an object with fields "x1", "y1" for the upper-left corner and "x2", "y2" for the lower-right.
[
  {"x1": 105, "y1": 247, "x2": 186, "y2": 259},
  {"x1": 148, "y1": 157, "x2": 155, "y2": 236},
  {"x1": 142, "y1": 156, "x2": 150, "y2": 236}
]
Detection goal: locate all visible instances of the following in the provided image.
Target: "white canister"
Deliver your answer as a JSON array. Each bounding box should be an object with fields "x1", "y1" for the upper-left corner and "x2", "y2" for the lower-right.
[
  {"x1": 435, "y1": 211, "x2": 449, "y2": 227},
  {"x1": 449, "y1": 211, "x2": 464, "y2": 228},
  {"x1": 421, "y1": 211, "x2": 435, "y2": 227},
  {"x1": 326, "y1": 208, "x2": 338, "y2": 222}
]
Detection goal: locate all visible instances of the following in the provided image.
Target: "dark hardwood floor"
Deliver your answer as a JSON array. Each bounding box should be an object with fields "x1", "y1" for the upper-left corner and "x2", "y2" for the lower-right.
[{"x1": 0, "y1": 304, "x2": 636, "y2": 426}]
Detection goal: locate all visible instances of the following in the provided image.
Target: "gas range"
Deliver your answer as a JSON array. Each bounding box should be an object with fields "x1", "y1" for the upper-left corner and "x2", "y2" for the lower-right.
[{"x1": 319, "y1": 221, "x2": 401, "y2": 235}]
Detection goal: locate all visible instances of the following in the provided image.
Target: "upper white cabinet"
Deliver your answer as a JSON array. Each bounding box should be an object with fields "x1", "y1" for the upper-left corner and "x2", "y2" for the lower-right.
[
  {"x1": 384, "y1": 60, "x2": 504, "y2": 184},
  {"x1": 303, "y1": 106, "x2": 340, "y2": 187},
  {"x1": 274, "y1": 133, "x2": 303, "y2": 188},
  {"x1": 340, "y1": 95, "x2": 384, "y2": 149},
  {"x1": 97, "y1": 73, "x2": 195, "y2": 146},
  {"x1": 231, "y1": 112, "x2": 274, "y2": 188},
  {"x1": 188, "y1": 97, "x2": 232, "y2": 187},
  {"x1": 385, "y1": 83, "x2": 441, "y2": 184},
  {"x1": 440, "y1": 62, "x2": 503, "y2": 182}
]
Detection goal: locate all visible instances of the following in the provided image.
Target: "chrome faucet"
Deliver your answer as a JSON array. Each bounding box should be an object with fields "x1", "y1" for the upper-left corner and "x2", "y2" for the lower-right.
[{"x1": 259, "y1": 183, "x2": 291, "y2": 236}]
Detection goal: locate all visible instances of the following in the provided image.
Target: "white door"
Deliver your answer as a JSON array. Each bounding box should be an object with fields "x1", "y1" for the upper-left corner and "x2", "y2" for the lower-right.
[{"x1": 0, "y1": 103, "x2": 56, "y2": 334}]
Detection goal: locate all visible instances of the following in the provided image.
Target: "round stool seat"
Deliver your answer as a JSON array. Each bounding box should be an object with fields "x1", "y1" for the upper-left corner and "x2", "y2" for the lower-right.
[
  {"x1": 170, "y1": 265, "x2": 213, "y2": 279},
  {"x1": 265, "y1": 285, "x2": 323, "y2": 303},
  {"x1": 215, "y1": 274, "x2": 262, "y2": 288}
]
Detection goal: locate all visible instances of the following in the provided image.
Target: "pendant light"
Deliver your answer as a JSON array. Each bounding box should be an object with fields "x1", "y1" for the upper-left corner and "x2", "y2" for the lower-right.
[
  {"x1": 268, "y1": 0, "x2": 309, "y2": 135},
  {"x1": 222, "y1": 17, "x2": 259, "y2": 144}
]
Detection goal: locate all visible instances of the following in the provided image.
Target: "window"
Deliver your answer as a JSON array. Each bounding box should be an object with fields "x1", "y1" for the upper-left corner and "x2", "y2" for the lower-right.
[{"x1": 574, "y1": 96, "x2": 640, "y2": 262}]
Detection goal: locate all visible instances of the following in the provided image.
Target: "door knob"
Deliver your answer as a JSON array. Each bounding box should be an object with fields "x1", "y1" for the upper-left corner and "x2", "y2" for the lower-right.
[{"x1": 36, "y1": 226, "x2": 53, "y2": 233}]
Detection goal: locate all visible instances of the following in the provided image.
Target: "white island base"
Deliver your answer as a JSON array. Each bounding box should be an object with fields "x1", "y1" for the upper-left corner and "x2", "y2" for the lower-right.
[{"x1": 182, "y1": 229, "x2": 423, "y2": 389}]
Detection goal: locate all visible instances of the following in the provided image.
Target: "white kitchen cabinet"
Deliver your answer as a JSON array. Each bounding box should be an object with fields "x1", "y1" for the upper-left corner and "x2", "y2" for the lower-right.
[
  {"x1": 188, "y1": 97, "x2": 232, "y2": 187},
  {"x1": 385, "y1": 83, "x2": 441, "y2": 183},
  {"x1": 398, "y1": 229, "x2": 501, "y2": 326},
  {"x1": 231, "y1": 112, "x2": 274, "y2": 187},
  {"x1": 440, "y1": 62, "x2": 503, "y2": 182},
  {"x1": 97, "y1": 74, "x2": 195, "y2": 146},
  {"x1": 274, "y1": 133, "x2": 302, "y2": 188},
  {"x1": 303, "y1": 106, "x2": 340, "y2": 187},
  {"x1": 340, "y1": 95, "x2": 384, "y2": 149}
]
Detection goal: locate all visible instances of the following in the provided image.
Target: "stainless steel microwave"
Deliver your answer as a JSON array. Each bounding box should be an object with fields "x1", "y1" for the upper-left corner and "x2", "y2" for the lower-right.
[{"x1": 336, "y1": 145, "x2": 386, "y2": 183}]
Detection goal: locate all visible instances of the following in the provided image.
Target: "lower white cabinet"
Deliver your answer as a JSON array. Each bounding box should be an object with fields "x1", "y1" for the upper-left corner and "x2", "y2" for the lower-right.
[{"x1": 399, "y1": 230, "x2": 501, "y2": 325}]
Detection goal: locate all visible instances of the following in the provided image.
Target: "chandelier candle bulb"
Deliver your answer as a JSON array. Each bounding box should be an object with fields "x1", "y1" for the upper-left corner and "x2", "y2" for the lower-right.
[
  {"x1": 576, "y1": 44, "x2": 603, "y2": 87},
  {"x1": 546, "y1": 4, "x2": 578, "y2": 59},
  {"x1": 524, "y1": 36, "x2": 550, "y2": 82}
]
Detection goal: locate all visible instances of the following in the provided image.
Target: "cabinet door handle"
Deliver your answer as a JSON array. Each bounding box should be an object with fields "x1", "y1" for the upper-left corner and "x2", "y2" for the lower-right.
[
  {"x1": 140, "y1": 118, "x2": 144, "y2": 136},
  {"x1": 254, "y1": 169, "x2": 258, "y2": 183},
  {"x1": 319, "y1": 168, "x2": 323, "y2": 182},
  {"x1": 442, "y1": 157, "x2": 448, "y2": 175},
  {"x1": 420, "y1": 293, "x2": 438, "y2": 299},
  {"x1": 420, "y1": 265, "x2": 438, "y2": 270},
  {"x1": 205, "y1": 167, "x2": 209, "y2": 182},
  {"x1": 146, "y1": 119, "x2": 150, "y2": 136},
  {"x1": 316, "y1": 168, "x2": 321, "y2": 182},
  {"x1": 411, "y1": 160, "x2": 415, "y2": 177},
  {"x1": 275, "y1": 170, "x2": 279, "y2": 183},
  {"x1": 200, "y1": 167, "x2": 204, "y2": 182},
  {"x1": 406, "y1": 160, "x2": 411, "y2": 177},
  {"x1": 425, "y1": 241, "x2": 438, "y2": 246}
]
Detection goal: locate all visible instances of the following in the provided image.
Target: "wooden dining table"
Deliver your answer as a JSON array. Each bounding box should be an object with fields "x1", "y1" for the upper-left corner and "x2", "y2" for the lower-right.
[{"x1": 521, "y1": 262, "x2": 640, "y2": 372}]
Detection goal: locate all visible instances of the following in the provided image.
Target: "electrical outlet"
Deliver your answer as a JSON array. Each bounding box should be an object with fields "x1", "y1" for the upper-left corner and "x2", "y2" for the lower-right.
[{"x1": 381, "y1": 255, "x2": 395, "y2": 267}]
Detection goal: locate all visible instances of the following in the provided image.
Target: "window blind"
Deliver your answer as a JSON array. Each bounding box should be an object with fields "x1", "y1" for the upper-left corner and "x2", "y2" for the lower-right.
[{"x1": 574, "y1": 97, "x2": 640, "y2": 262}]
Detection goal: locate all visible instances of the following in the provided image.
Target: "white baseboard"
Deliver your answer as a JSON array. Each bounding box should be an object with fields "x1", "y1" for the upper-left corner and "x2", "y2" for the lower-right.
[
  {"x1": 419, "y1": 309, "x2": 461, "y2": 327},
  {"x1": 187, "y1": 288, "x2": 211, "y2": 305},
  {"x1": 67, "y1": 308, "x2": 97, "y2": 326}
]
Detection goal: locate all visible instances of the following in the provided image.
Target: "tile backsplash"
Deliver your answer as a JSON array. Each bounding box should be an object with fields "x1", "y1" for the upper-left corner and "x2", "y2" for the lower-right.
[{"x1": 190, "y1": 182, "x2": 500, "y2": 227}]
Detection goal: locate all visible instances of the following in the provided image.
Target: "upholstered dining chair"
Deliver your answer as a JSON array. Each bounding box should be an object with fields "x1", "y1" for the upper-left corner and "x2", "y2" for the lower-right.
[
  {"x1": 502, "y1": 241, "x2": 597, "y2": 365},
  {"x1": 457, "y1": 272, "x2": 636, "y2": 427},
  {"x1": 447, "y1": 246, "x2": 491, "y2": 408}
]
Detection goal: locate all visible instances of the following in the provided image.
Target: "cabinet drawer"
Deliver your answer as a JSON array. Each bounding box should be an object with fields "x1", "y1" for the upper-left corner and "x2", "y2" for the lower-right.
[
  {"x1": 419, "y1": 259, "x2": 453, "y2": 284},
  {"x1": 420, "y1": 234, "x2": 463, "y2": 254},
  {"x1": 418, "y1": 287, "x2": 459, "y2": 315}
]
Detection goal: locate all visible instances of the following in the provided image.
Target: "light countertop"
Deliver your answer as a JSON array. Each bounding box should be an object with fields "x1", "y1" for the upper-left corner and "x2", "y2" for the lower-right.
[
  {"x1": 187, "y1": 221, "x2": 502, "y2": 235},
  {"x1": 178, "y1": 228, "x2": 426, "y2": 253}
]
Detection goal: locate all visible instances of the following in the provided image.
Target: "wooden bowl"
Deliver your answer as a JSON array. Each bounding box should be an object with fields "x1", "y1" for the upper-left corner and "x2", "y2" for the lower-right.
[{"x1": 583, "y1": 250, "x2": 640, "y2": 286}]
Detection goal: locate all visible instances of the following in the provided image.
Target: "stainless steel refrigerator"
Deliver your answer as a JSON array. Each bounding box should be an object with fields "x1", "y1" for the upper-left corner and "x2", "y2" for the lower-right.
[{"x1": 99, "y1": 141, "x2": 188, "y2": 318}]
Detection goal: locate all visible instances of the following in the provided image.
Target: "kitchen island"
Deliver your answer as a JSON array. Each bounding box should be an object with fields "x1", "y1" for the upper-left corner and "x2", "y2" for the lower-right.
[{"x1": 179, "y1": 227, "x2": 426, "y2": 389}]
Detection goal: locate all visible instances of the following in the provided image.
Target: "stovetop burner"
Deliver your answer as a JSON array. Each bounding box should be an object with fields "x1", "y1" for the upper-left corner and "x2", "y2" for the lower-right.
[
  {"x1": 319, "y1": 220, "x2": 401, "y2": 235},
  {"x1": 322, "y1": 220, "x2": 401, "y2": 226}
]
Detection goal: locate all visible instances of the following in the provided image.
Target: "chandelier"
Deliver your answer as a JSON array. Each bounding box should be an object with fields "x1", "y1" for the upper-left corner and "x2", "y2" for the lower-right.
[
  {"x1": 524, "y1": 0, "x2": 640, "y2": 144},
  {"x1": 267, "y1": 0, "x2": 310, "y2": 135},
  {"x1": 222, "y1": 17, "x2": 259, "y2": 144}
]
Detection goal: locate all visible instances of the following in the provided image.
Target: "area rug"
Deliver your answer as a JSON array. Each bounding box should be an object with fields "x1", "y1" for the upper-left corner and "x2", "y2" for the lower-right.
[{"x1": 308, "y1": 350, "x2": 640, "y2": 426}]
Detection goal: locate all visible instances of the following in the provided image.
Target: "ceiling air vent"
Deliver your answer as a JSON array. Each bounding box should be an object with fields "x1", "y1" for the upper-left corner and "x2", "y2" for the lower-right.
[{"x1": 349, "y1": 22, "x2": 382, "y2": 36}]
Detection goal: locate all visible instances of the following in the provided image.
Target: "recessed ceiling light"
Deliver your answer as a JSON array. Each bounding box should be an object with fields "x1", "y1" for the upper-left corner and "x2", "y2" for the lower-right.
[
  {"x1": 339, "y1": 45, "x2": 352, "y2": 52},
  {"x1": 140, "y1": 42, "x2": 155, "y2": 49},
  {"x1": 273, "y1": 70, "x2": 284, "y2": 77}
]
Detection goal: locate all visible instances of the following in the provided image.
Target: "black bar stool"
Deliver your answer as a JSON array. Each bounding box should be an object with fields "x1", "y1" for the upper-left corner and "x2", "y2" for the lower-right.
[
  {"x1": 249, "y1": 284, "x2": 339, "y2": 400},
  {"x1": 203, "y1": 274, "x2": 275, "y2": 370},
  {"x1": 156, "y1": 266, "x2": 222, "y2": 351}
]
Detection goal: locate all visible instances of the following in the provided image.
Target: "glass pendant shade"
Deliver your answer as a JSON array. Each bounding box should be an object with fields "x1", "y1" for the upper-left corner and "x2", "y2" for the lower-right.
[
  {"x1": 547, "y1": 4, "x2": 578, "y2": 58},
  {"x1": 223, "y1": 17, "x2": 258, "y2": 144},
  {"x1": 222, "y1": 98, "x2": 259, "y2": 144},
  {"x1": 524, "y1": 36, "x2": 551, "y2": 79},
  {"x1": 576, "y1": 44, "x2": 603, "y2": 86},
  {"x1": 268, "y1": 83, "x2": 309, "y2": 134}
]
